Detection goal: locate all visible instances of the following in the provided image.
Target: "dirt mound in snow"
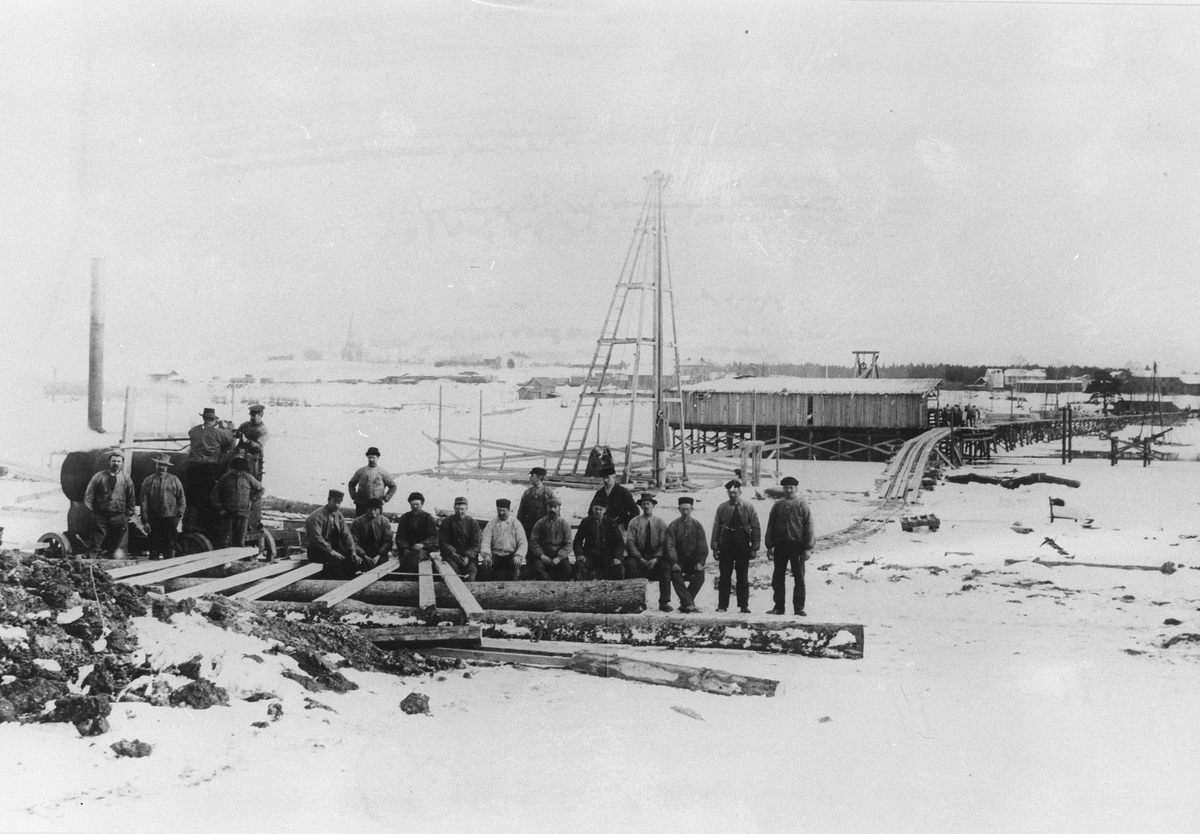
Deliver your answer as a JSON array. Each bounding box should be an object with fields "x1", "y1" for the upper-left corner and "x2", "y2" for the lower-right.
[{"x1": 0, "y1": 550, "x2": 459, "y2": 734}]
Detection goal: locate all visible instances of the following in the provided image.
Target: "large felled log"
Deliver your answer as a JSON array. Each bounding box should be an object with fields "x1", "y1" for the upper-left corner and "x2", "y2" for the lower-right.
[
  {"x1": 359, "y1": 625, "x2": 482, "y2": 649},
  {"x1": 160, "y1": 576, "x2": 648, "y2": 615},
  {"x1": 255, "y1": 602, "x2": 863, "y2": 659},
  {"x1": 568, "y1": 651, "x2": 780, "y2": 697}
]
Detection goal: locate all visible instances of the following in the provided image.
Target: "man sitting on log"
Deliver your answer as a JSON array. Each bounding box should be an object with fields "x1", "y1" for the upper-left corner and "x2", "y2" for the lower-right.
[
  {"x1": 574, "y1": 497, "x2": 626, "y2": 580},
  {"x1": 765, "y1": 476, "x2": 814, "y2": 617},
  {"x1": 517, "y1": 466, "x2": 556, "y2": 539},
  {"x1": 592, "y1": 464, "x2": 639, "y2": 531},
  {"x1": 711, "y1": 479, "x2": 761, "y2": 614},
  {"x1": 666, "y1": 496, "x2": 709, "y2": 608},
  {"x1": 480, "y1": 498, "x2": 527, "y2": 581},
  {"x1": 627, "y1": 492, "x2": 697, "y2": 613},
  {"x1": 439, "y1": 496, "x2": 482, "y2": 582},
  {"x1": 527, "y1": 497, "x2": 575, "y2": 581},
  {"x1": 348, "y1": 446, "x2": 398, "y2": 518},
  {"x1": 396, "y1": 491, "x2": 440, "y2": 573},
  {"x1": 209, "y1": 456, "x2": 265, "y2": 548},
  {"x1": 84, "y1": 450, "x2": 137, "y2": 558},
  {"x1": 306, "y1": 489, "x2": 360, "y2": 580},
  {"x1": 350, "y1": 497, "x2": 395, "y2": 569}
]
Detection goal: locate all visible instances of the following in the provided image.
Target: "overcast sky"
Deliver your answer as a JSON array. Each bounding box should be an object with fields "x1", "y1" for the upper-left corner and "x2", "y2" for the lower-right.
[{"x1": 3, "y1": 0, "x2": 1198, "y2": 381}]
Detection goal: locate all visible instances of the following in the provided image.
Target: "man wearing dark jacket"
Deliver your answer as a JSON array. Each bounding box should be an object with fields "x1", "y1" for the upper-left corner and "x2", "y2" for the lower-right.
[
  {"x1": 140, "y1": 454, "x2": 186, "y2": 559},
  {"x1": 592, "y1": 464, "x2": 638, "y2": 530},
  {"x1": 350, "y1": 497, "x2": 395, "y2": 568},
  {"x1": 395, "y1": 492, "x2": 440, "y2": 573},
  {"x1": 84, "y1": 450, "x2": 137, "y2": 557},
  {"x1": 186, "y1": 407, "x2": 236, "y2": 525},
  {"x1": 710, "y1": 479, "x2": 761, "y2": 614},
  {"x1": 626, "y1": 492, "x2": 696, "y2": 613},
  {"x1": 305, "y1": 489, "x2": 358, "y2": 579},
  {"x1": 439, "y1": 496, "x2": 482, "y2": 581},
  {"x1": 666, "y1": 496, "x2": 709, "y2": 605},
  {"x1": 516, "y1": 467, "x2": 556, "y2": 538},
  {"x1": 765, "y1": 476, "x2": 815, "y2": 616},
  {"x1": 528, "y1": 497, "x2": 575, "y2": 581},
  {"x1": 573, "y1": 497, "x2": 626, "y2": 580},
  {"x1": 210, "y1": 457, "x2": 265, "y2": 548}
]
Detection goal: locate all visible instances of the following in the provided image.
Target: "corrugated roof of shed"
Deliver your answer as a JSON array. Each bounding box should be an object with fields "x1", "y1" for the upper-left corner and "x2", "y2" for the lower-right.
[{"x1": 683, "y1": 376, "x2": 942, "y2": 396}]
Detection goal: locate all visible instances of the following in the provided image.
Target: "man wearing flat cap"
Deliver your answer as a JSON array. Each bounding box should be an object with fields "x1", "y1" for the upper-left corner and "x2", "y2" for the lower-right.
[
  {"x1": 350, "y1": 497, "x2": 395, "y2": 569},
  {"x1": 765, "y1": 475, "x2": 815, "y2": 616},
  {"x1": 666, "y1": 496, "x2": 709, "y2": 610},
  {"x1": 528, "y1": 497, "x2": 575, "y2": 581},
  {"x1": 84, "y1": 450, "x2": 137, "y2": 558},
  {"x1": 592, "y1": 464, "x2": 639, "y2": 531},
  {"x1": 348, "y1": 447, "x2": 398, "y2": 518},
  {"x1": 210, "y1": 456, "x2": 265, "y2": 548},
  {"x1": 517, "y1": 467, "x2": 556, "y2": 539},
  {"x1": 235, "y1": 405, "x2": 268, "y2": 481},
  {"x1": 186, "y1": 407, "x2": 236, "y2": 528},
  {"x1": 710, "y1": 479, "x2": 761, "y2": 614},
  {"x1": 140, "y1": 454, "x2": 186, "y2": 559},
  {"x1": 396, "y1": 492, "x2": 440, "y2": 573},
  {"x1": 306, "y1": 489, "x2": 358, "y2": 579},
  {"x1": 627, "y1": 492, "x2": 695, "y2": 612},
  {"x1": 573, "y1": 497, "x2": 626, "y2": 580},
  {"x1": 480, "y1": 498, "x2": 528, "y2": 581},
  {"x1": 439, "y1": 497, "x2": 482, "y2": 581}
]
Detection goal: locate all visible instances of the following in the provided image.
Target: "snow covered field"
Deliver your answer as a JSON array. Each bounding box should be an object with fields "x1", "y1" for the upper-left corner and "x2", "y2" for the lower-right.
[{"x1": 2, "y1": 379, "x2": 1199, "y2": 833}]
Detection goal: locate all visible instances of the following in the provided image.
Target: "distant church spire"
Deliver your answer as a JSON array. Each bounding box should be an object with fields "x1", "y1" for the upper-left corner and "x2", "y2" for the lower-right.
[{"x1": 342, "y1": 316, "x2": 364, "y2": 362}]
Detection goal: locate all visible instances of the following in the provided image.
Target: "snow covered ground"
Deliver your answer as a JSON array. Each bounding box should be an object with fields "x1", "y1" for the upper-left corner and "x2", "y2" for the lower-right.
[{"x1": 2, "y1": 379, "x2": 1199, "y2": 833}]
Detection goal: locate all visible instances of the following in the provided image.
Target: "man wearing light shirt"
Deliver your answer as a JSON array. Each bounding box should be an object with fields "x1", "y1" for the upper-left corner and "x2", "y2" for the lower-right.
[{"x1": 480, "y1": 498, "x2": 528, "y2": 581}]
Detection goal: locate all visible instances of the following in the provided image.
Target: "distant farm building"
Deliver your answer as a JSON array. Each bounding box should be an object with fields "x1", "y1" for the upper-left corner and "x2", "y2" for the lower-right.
[
  {"x1": 518, "y1": 377, "x2": 567, "y2": 400},
  {"x1": 147, "y1": 370, "x2": 185, "y2": 384},
  {"x1": 665, "y1": 376, "x2": 942, "y2": 461}
]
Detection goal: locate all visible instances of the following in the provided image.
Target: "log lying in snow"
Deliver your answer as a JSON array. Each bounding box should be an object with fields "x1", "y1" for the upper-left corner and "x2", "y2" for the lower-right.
[
  {"x1": 569, "y1": 651, "x2": 780, "y2": 697},
  {"x1": 256, "y1": 602, "x2": 864, "y2": 659},
  {"x1": 159, "y1": 576, "x2": 647, "y2": 615},
  {"x1": 358, "y1": 625, "x2": 482, "y2": 649},
  {"x1": 1031, "y1": 557, "x2": 1177, "y2": 574}
]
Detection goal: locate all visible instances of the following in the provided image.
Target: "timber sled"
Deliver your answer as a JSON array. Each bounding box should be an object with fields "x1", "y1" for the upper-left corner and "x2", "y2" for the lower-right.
[{"x1": 900, "y1": 513, "x2": 940, "y2": 533}]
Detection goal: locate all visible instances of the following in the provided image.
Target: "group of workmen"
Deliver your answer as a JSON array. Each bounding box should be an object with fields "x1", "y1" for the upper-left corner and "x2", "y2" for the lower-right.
[
  {"x1": 306, "y1": 449, "x2": 817, "y2": 616},
  {"x1": 82, "y1": 405, "x2": 268, "y2": 559},
  {"x1": 83, "y1": 403, "x2": 817, "y2": 615}
]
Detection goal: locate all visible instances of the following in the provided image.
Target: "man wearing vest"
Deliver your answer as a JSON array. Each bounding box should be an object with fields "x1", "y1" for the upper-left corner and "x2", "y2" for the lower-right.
[
  {"x1": 140, "y1": 454, "x2": 186, "y2": 559},
  {"x1": 305, "y1": 489, "x2": 358, "y2": 579},
  {"x1": 627, "y1": 492, "x2": 697, "y2": 613},
  {"x1": 84, "y1": 450, "x2": 137, "y2": 557},
  {"x1": 710, "y1": 479, "x2": 761, "y2": 614}
]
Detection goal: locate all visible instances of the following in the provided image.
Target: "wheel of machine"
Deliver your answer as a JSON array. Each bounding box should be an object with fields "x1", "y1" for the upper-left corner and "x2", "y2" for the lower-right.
[
  {"x1": 176, "y1": 532, "x2": 213, "y2": 557},
  {"x1": 36, "y1": 532, "x2": 73, "y2": 559},
  {"x1": 258, "y1": 528, "x2": 277, "y2": 562}
]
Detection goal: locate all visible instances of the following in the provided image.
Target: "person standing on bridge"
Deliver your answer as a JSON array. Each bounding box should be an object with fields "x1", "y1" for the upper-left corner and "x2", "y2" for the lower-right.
[{"x1": 765, "y1": 476, "x2": 815, "y2": 617}]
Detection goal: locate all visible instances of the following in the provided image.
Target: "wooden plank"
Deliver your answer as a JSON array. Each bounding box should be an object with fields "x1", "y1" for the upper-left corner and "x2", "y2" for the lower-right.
[
  {"x1": 569, "y1": 651, "x2": 781, "y2": 697},
  {"x1": 417, "y1": 559, "x2": 436, "y2": 610},
  {"x1": 165, "y1": 559, "x2": 298, "y2": 601},
  {"x1": 115, "y1": 547, "x2": 257, "y2": 586},
  {"x1": 232, "y1": 562, "x2": 325, "y2": 600},
  {"x1": 106, "y1": 548, "x2": 238, "y2": 580},
  {"x1": 310, "y1": 556, "x2": 401, "y2": 609},
  {"x1": 358, "y1": 625, "x2": 482, "y2": 648},
  {"x1": 431, "y1": 555, "x2": 485, "y2": 619},
  {"x1": 421, "y1": 646, "x2": 572, "y2": 667}
]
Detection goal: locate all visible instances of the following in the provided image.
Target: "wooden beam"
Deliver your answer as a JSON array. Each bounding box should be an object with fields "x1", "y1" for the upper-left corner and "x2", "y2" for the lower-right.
[
  {"x1": 431, "y1": 555, "x2": 485, "y2": 619},
  {"x1": 417, "y1": 559, "x2": 436, "y2": 611},
  {"x1": 357, "y1": 625, "x2": 482, "y2": 648},
  {"x1": 420, "y1": 646, "x2": 572, "y2": 667},
  {"x1": 310, "y1": 557, "x2": 400, "y2": 610},
  {"x1": 106, "y1": 548, "x2": 240, "y2": 580},
  {"x1": 569, "y1": 651, "x2": 780, "y2": 697},
  {"x1": 115, "y1": 547, "x2": 257, "y2": 586},
  {"x1": 165, "y1": 559, "x2": 298, "y2": 601},
  {"x1": 232, "y1": 561, "x2": 325, "y2": 600},
  {"x1": 1032, "y1": 557, "x2": 1177, "y2": 574}
]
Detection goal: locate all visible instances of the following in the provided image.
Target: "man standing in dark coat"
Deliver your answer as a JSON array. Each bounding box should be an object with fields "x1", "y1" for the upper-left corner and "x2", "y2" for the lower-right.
[
  {"x1": 573, "y1": 497, "x2": 626, "y2": 580},
  {"x1": 666, "y1": 496, "x2": 709, "y2": 606},
  {"x1": 710, "y1": 479, "x2": 761, "y2": 614},
  {"x1": 765, "y1": 476, "x2": 816, "y2": 616},
  {"x1": 395, "y1": 491, "x2": 440, "y2": 573},
  {"x1": 84, "y1": 450, "x2": 137, "y2": 557},
  {"x1": 210, "y1": 457, "x2": 265, "y2": 548},
  {"x1": 592, "y1": 464, "x2": 638, "y2": 530},
  {"x1": 305, "y1": 489, "x2": 359, "y2": 579},
  {"x1": 516, "y1": 467, "x2": 556, "y2": 538},
  {"x1": 140, "y1": 454, "x2": 186, "y2": 559},
  {"x1": 186, "y1": 407, "x2": 236, "y2": 527},
  {"x1": 235, "y1": 405, "x2": 269, "y2": 480},
  {"x1": 350, "y1": 497, "x2": 395, "y2": 568},
  {"x1": 439, "y1": 496, "x2": 482, "y2": 581}
]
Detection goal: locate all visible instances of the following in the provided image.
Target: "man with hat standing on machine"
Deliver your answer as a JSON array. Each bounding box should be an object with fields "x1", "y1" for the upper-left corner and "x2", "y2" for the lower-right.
[
  {"x1": 186, "y1": 407, "x2": 236, "y2": 528},
  {"x1": 348, "y1": 447, "x2": 398, "y2": 518},
  {"x1": 84, "y1": 450, "x2": 137, "y2": 558},
  {"x1": 235, "y1": 405, "x2": 269, "y2": 481},
  {"x1": 517, "y1": 466, "x2": 556, "y2": 539},
  {"x1": 210, "y1": 457, "x2": 265, "y2": 548},
  {"x1": 592, "y1": 464, "x2": 639, "y2": 531},
  {"x1": 350, "y1": 497, "x2": 394, "y2": 569},
  {"x1": 573, "y1": 497, "x2": 626, "y2": 580},
  {"x1": 306, "y1": 489, "x2": 358, "y2": 579},
  {"x1": 395, "y1": 492, "x2": 440, "y2": 574},
  {"x1": 626, "y1": 492, "x2": 696, "y2": 613},
  {"x1": 710, "y1": 479, "x2": 761, "y2": 614},
  {"x1": 765, "y1": 475, "x2": 815, "y2": 616},
  {"x1": 439, "y1": 496, "x2": 482, "y2": 582},
  {"x1": 480, "y1": 498, "x2": 527, "y2": 581},
  {"x1": 140, "y1": 454, "x2": 186, "y2": 559},
  {"x1": 666, "y1": 496, "x2": 709, "y2": 609},
  {"x1": 528, "y1": 497, "x2": 575, "y2": 581}
]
